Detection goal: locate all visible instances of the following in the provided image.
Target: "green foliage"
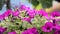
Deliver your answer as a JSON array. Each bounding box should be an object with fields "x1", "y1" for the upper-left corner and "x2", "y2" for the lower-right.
[
  {"x1": 35, "y1": 4, "x2": 42, "y2": 10},
  {"x1": 39, "y1": 0, "x2": 52, "y2": 8},
  {"x1": 0, "y1": 0, "x2": 5, "y2": 10},
  {"x1": 28, "y1": 0, "x2": 52, "y2": 8},
  {"x1": 31, "y1": 15, "x2": 47, "y2": 28},
  {"x1": 0, "y1": 0, "x2": 11, "y2": 10},
  {"x1": 29, "y1": 0, "x2": 39, "y2": 7}
]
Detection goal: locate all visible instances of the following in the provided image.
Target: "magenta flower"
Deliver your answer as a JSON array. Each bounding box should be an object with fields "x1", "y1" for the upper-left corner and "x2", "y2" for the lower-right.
[
  {"x1": 0, "y1": 15, "x2": 5, "y2": 20},
  {"x1": 29, "y1": 27, "x2": 38, "y2": 34},
  {"x1": 52, "y1": 24, "x2": 59, "y2": 31},
  {"x1": 20, "y1": 5, "x2": 26, "y2": 10},
  {"x1": 47, "y1": 16, "x2": 54, "y2": 20},
  {"x1": 22, "y1": 17, "x2": 32, "y2": 23},
  {"x1": 22, "y1": 30, "x2": 33, "y2": 34},
  {"x1": 25, "y1": 7, "x2": 31, "y2": 12},
  {"x1": 8, "y1": 31, "x2": 17, "y2": 34},
  {"x1": 50, "y1": 19, "x2": 59, "y2": 31},
  {"x1": 12, "y1": 10, "x2": 20, "y2": 17},
  {"x1": 34, "y1": 9, "x2": 39, "y2": 15},
  {"x1": 0, "y1": 27, "x2": 7, "y2": 34},
  {"x1": 55, "y1": 25, "x2": 60, "y2": 30},
  {"x1": 31, "y1": 9, "x2": 38, "y2": 15},
  {"x1": 56, "y1": 19, "x2": 60, "y2": 22},
  {"x1": 54, "y1": 25, "x2": 60, "y2": 34},
  {"x1": 38, "y1": 9, "x2": 48, "y2": 16},
  {"x1": 22, "y1": 27, "x2": 38, "y2": 34},
  {"x1": 3, "y1": 9, "x2": 12, "y2": 17},
  {"x1": 38, "y1": 9, "x2": 50, "y2": 20},
  {"x1": 54, "y1": 30, "x2": 60, "y2": 34},
  {"x1": 27, "y1": 10, "x2": 36, "y2": 18},
  {"x1": 50, "y1": 11, "x2": 60, "y2": 17},
  {"x1": 41, "y1": 22, "x2": 53, "y2": 32}
]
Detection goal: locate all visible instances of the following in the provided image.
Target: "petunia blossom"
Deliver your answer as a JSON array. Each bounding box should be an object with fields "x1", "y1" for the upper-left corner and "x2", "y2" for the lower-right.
[
  {"x1": 50, "y1": 11, "x2": 60, "y2": 17},
  {"x1": 22, "y1": 17, "x2": 32, "y2": 23},
  {"x1": 41, "y1": 22, "x2": 53, "y2": 32},
  {"x1": 20, "y1": 5, "x2": 26, "y2": 11},
  {"x1": 22, "y1": 27, "x2": 38, "y2": 34},
  {"x1": 27, "y1": 10, "x2": 36, "y2": 18},
  {"x1": 0, "y1": 15, "x2": 5, "y2": 20},
  {"x1": 0, "y1": 27, "x2": 7, "y2": 34},
  {"x1": 3, "y1": 9, "x2": 12, "y2": 17},
  {"x1": 12, "y1": 10, "x2": 20, "y2": 17},
  {"x1": 38, "y1": 9, "x2": 50, "y2": 20},
  {"x1": 8, "y1": 31, "x2": 17, "y2": 34},
  {"x1": 54, "y1": 25, "x2": 60, "y2": 34},
  {"x1": 54, "y1": 30, "x2": 60, "y2": 34}
]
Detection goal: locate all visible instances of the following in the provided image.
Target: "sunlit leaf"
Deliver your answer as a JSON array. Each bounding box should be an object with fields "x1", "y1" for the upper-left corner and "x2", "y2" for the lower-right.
[{"x1": 36, "y1": 4, "x2": 42, "y2": 10}]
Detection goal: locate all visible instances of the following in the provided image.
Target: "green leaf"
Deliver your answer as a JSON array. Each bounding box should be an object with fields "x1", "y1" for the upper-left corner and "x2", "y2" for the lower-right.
[
  {"x1": 0, "y1": 0, "x2": 4, "y2": 10},
  {"x1": 28, "y1": 0, "x2": 52, "y2": 8},
  {"x1": 36, "y1": 4, "x2": 42, "y2": 10},
  {"x1": 39, "y1": 0, "x2": 52, "y2": 8},
  {"x1": 28, "y1": 0, "x2": 39, "y2": 7},
  {"x1": 19, "y1": 25, "x2": 23, "y2": 31},
  {"x1": 32, "y1": 15, "x2": 47, "y2": 28}
]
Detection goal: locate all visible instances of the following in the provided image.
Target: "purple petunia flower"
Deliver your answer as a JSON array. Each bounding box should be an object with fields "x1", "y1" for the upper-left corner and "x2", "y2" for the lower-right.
[
  {"x1": 25, "y1": 7, "x2": 31, "y2": 12},
  {"x1": 20, "y1": 5, "x2": 27, "y2": 11},
  {"x1": 55, "y1": 25, "x2": 60, "y2": 30},
  {"x1": 54, "y1": 30, "x2": 60, "y2": 34},
  {"x1": 22, "y1": 27, "x2": 38, "y2": 34},
  {"x1": 3, "y1": 9, "x2": 12, "y2": 17},
  {"x1": 38, "y1": 9, "x2": 48, "y2": 16},
  {"x1": 8, "y1": 31, "x2": 17, "y2": 34},
  {"x1": 33, "y1": 9, "x2": 39, "y2": 15},
  {"x1": 41, "y1": 22, "x2": 53, "y2": 32},
  {"x1": 27, "y1": 9, "x2": 36, "y2": 18},
  {"x1": 0, "y1": 15, "x2": 5, "y2": 20},
  {"x1": 22, "y1": 17, "x2": 32, "y2": 23},
  {"x1": 0, "y1": 9, "x2": 13, "y2": 20},
  {"x1": 0, "y1": 27, "x2": 7, "y2": 34},
  {"x1": 38, "y1": 9, "x2": 51, "y2": 20},
  {"x1": 12, "y1": 10, "x2": 20, "y2": 17},
  {"x1": 50, "y1": 11, "x2": 60, "y2": 17},
  {"x1": 54, "y1": 25, "x2": 60, "y2": 34},
  {"x1": 22, "y1": 30, "x2": 33, "y2": 34}
]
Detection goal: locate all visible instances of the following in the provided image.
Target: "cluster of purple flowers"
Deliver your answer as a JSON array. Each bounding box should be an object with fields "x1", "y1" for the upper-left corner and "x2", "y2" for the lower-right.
[
  {"x1": 22, "y1": 27, "x2": 38, "y2": 34},
  {"x1": 0, "y1": 5, "x2": 60, "y2": 34},
  {"x1": 41, "y1": 21, "x2": 60, "y2": 34},
  {"x1": 21, "y1": 5, "x2": 60, "y2": 34},
  {"x1": 0, "y1": 5, "x2": 49, "y2": 23}
]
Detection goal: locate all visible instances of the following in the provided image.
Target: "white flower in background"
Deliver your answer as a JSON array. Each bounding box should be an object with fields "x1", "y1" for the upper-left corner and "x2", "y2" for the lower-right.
[{"x1": 52, "y1": 1, "x2": 59, "y2": 7}]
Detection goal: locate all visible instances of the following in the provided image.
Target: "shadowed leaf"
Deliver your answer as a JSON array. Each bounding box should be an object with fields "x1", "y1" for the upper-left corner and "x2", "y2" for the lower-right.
[{"x1": 0, "y1": 0, "x2": 5, "y2": 10}]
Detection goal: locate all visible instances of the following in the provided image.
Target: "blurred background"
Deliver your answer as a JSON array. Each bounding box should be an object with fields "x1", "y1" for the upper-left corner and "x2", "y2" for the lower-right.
[{"x1": 0, "y1": 0, "x2": 52, "y2": 14}]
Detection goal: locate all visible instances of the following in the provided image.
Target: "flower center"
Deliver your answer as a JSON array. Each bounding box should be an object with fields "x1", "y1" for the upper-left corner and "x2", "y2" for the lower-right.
[
  {"x1": 58, "y1": 30, "x2": 60, "y2": 34},
  {"x1": 26, "y1": 13, "x2": 29, "y2": 16},
  {"x1": 47, "y1": 27, "x2": 50, "y2": 30},
  {"x1": 53, "y1": 19, "x2": 55, "y2": 24}
]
